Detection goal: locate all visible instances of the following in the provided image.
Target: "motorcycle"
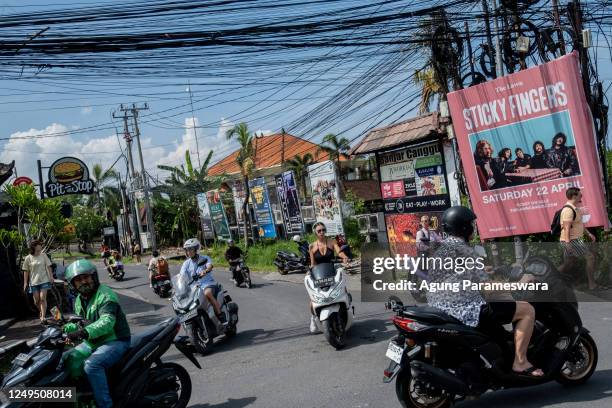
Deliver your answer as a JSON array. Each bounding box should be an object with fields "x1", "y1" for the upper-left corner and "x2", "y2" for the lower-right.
[
  {"x1": 229, "y1": 258, "x2": 252, "y2": 289},
  {"x1": 274, "y1": 240, "x2": 309, "y2": 275},
  {"x1": 382, "y1": 254, "x2": 598, "y2": 408},
  {"x1": 171, "y1": 272, "x2": 239, "y2": 355},
  {"x1": 1, "y1": 315, "x2": 200, "y2": 408},
  {"x1": 304, "y1": 263, "x2": 354, "y2": 350},
  {"x1": 152, "y1": 272, "x2": 173, "y2": 298},
  {"x1": 108, "y1": 264, "x2": 125, "y2": 281}
]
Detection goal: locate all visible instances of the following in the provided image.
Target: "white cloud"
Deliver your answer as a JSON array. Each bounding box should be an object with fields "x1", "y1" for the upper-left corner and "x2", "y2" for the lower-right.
[
  {"x1": 0, "y1": 117, "x2": 238, "y2": 184},
  {"x1": 80, "y1": 106, "x2": 93, "y2": 115}
]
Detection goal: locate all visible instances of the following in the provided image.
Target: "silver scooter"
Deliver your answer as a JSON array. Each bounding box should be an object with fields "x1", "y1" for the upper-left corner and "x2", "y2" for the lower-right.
[{"x1": 171, "y1": 272, "x2": 239, "y2": 355}]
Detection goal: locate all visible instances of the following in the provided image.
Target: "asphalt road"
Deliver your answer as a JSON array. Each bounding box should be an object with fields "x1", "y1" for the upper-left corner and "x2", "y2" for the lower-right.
[{"x1": 101, "y1": 262, "x2": 612, "y2": 408}]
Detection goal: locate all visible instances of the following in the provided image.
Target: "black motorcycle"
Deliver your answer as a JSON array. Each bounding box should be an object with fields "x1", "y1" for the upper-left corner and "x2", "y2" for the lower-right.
[
  {"x1": 229, "y1": 258, "x2": 252, "y2": 289},
  {"x1": 1, "y1": 316, "x2": 201, "y2": 408},
  {"x1": 274, "y1": 240, "x2": 310, "y2": 275},
  {"x1": 383, "y1": 255, "x2": 598, "y2": 408},
  {"x1": 152, "y1": 272, "x2": 173, "y2": 297}
]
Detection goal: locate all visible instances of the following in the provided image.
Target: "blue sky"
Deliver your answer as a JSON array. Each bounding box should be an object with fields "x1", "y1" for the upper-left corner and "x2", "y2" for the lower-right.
[{"x1": 0, "y1": 0, "x2": 609, "y2": 184}]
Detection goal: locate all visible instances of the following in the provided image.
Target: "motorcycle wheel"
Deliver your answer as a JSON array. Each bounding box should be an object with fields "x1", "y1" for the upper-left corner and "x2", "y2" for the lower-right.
[
  {"x1": 278, "y1": 267, "x2": 288, "y2": 275},
  {"x1": 556, "y1": 332, "x2": 598, "y2": 386},
  {"x1": 395, "y1": 367, "x2": 452, "y2": 408},
  {"x1": 244, "y1": 270, "x2": 252, "y2": 288},
  {"x1": 187, "y1": 319, "x2": 214, "y2": 355},
  {"x1": 115, "y1": 271, "x2": 125, "y2": 281},
  {"x1": 158, "y1": 362, "x2": 192, "y2": 408},
  {"x1": 322, "y1": 312, "x2": 346, "y2": 350}
]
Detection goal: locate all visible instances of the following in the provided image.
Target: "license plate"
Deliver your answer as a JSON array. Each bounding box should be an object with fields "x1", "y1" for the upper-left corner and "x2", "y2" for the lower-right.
[
  {"x1": 181, "y1": 309, "x2": 198, "y2": 321},
  {"x1": 386, "y1": 342, "x2": 404, "y2": 364},
  {"x1": 314, "y1": 277, "x2": 335, "y2": 288}
]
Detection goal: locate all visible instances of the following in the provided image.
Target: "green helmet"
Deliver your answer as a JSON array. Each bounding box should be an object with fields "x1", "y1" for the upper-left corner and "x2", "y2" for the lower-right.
[{"x1": 65, "y1": 259, "x2": 99, "y2": 288}]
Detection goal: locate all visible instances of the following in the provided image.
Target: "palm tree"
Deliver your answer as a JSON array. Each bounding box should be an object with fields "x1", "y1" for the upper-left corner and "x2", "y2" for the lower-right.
[
  {"x1": 88, "y1": 164, "x2": 120, "y2": 217},
  {"x1": 316, "y1": 133, "x2": 351, "y2": 177},
  {"x1": 156, "y1": 149, "x2": 219, "y2": 243},
  {"x1": 414, "y1": 68, "x2": 443, "y2": 114},
  {"x1": 226, "y1": 122, "x2": 255, "y2": 247},
  {"x1": 286, "y1": 153, "x2": 313, "y2": 201}
]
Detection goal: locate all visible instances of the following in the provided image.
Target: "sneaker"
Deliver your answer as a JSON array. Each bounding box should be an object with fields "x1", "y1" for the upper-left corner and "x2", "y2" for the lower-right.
[{"x1": 309, "y1": 316, "x2": 319, "y2": 334}]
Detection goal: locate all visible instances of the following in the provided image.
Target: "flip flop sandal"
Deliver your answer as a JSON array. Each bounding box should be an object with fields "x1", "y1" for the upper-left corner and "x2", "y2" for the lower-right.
[{"x1": 513, "y1": 366, "x2": 544, "y2": 378}]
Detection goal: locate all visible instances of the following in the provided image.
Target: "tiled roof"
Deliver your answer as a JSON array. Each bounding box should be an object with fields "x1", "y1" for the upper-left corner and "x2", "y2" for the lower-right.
[
  {"x1": 208, "y1": 133, "x2": 344, "y2": 176},
  {"x1": 351, "y1": 112, "x2": 443, "y2": 155}
]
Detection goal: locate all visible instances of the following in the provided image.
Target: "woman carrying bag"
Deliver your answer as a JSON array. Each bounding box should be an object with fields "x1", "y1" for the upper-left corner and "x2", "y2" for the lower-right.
[{"x1": 22, "y1": 239, "x2": 54, "y2": 324}]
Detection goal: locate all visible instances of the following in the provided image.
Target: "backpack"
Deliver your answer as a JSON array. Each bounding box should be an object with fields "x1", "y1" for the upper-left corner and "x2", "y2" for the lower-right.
[
  {"x1": 157, "y1": 257, "x2": 169, "y2": 275},
  {"x1": 550, "y1": 205, "x2": 576, "y2": 236}
]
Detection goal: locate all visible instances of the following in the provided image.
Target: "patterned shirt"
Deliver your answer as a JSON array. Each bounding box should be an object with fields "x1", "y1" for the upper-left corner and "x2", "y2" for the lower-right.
[{"x1": 426, "y1": 236, "x2": 488, "y2": 327}]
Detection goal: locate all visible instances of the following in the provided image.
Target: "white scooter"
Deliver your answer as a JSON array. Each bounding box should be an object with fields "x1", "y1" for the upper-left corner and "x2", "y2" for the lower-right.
[
  {"x1": 171, "y1": 272, "x2": 239, "y2": 355},
  {"x1": 305, "y1": 263, "x2": 354, "y2": 349}
]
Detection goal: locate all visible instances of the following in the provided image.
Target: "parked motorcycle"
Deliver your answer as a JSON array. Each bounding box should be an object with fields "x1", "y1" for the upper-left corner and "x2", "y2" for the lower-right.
[
  {"x1": 382, "y1": 254, "x2": 597, "y2": 408},
  {"x1": 229, "y1": 258, "x2": 252, "y2": 288},
  {"x1": 304, "y1": 263, "x2": 354, "y2": 349},
  {"x1": 274, "y1": 239, "x2": 309, "y2": 275},
  {"x1": 152, "y1": 272, "x2": 173, "y2": 297},
  {"x1": 1, "y1": 315, "x2": 200, "y2": 408},
  {"x1": 171, "y1": 273, "x2": 239, "y2": 355}
]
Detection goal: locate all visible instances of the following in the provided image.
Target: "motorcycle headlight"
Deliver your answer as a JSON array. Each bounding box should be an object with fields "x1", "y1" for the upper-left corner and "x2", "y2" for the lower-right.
[
  {"x1": 310, "y1": 291, "x2": 327, "y2": 303},
  {"x1": 189, "y1": 300, "x2": 199, "y2": 311},
  {"x1": 329, "y1": 283, "x2": 344, "y2": 300}
]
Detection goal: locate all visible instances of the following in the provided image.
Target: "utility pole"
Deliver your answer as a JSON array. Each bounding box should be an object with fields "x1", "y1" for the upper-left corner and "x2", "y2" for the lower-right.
[
  {"x1": 491, "y1": 0, "x2": 504, "y2": 77},
  {"x1": 481, "y1": 0, "x2": 497, "y2": 79},
  {"x1": 187, "y1": 81, "x2": 201, "y2": 169},
  {"x1": 122, "y1": 103, "x2": 158, "y2": 252},
  {"x1": 551, "y1": 0, "x2": 566, "y2": 55},
  {"x1": 113, "y1": 109, "x2": 142, "y2": 246}
]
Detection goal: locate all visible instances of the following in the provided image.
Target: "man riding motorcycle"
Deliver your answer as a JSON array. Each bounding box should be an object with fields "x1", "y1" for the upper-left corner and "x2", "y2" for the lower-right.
[
  {"x1": 180, "y1": 238, "x2": 226, "y2": 324},
  {"x1": 426, "y1": 206, "x2": 543, "y2": 377},
  {"x1": 63, "y1": 259, "x2": 131, "y2": 408},
  {"x1": 224, "y1": 239, "x2": 244, "y2": 283}
]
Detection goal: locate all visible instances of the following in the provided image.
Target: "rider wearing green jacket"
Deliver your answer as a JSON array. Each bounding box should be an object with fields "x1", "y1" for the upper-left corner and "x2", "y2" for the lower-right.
[{"x1": 64, "y1": 259, "x2": 131, "y2": 408}]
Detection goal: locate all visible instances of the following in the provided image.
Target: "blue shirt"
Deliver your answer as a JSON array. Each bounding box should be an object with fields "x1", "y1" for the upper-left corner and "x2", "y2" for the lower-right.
[{"x1": 179, "y1": 254, "x2": 216, "y2": 288}]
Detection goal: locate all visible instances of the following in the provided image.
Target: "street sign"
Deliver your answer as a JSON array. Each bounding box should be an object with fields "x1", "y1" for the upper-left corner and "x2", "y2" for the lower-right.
[
  {"x1": 12, "y1": 176, "x2": 33, "y2": 186},
  {"x1": 103, "y1": 227, "x2": 115, "y2": 236}
]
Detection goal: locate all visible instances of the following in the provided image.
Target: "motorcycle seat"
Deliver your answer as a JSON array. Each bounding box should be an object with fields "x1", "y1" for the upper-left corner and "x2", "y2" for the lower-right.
[
  {"x1": 112, "y1": 324, "x2": 166, "y2": 370},
  {"x1": 401, "y1": 306, "x2": 461, "y2": 325}
]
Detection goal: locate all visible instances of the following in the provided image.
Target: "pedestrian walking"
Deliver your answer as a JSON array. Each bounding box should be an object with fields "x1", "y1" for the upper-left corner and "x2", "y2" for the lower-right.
[
  {"x1": 557, "y1": 187, "x2": 600, "y2": 290},
  {"x1": 22, "y1": 239, "x2": 54, "y2": 324}
]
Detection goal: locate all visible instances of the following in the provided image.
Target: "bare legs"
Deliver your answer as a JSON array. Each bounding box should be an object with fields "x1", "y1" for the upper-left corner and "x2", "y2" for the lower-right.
[{"x1": 512, "y1": 301, "x2": 543, "y2": 376}]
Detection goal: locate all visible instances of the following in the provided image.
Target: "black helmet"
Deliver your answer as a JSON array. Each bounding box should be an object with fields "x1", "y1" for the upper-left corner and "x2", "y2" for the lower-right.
[{"x1": 441, "y1": 206, "x2": 477, "y2": 240}]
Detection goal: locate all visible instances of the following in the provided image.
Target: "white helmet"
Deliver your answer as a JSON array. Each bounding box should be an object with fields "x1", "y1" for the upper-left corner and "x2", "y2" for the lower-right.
[
  {"x1": 227, "y1": 239, "x2": 235, "y2": 246},
  {"x1": 292, "y1": 235, "x2": 302, "y2": 243},
  {"x1": 183, "y1": 238, "x2": 201, "y2": 251}
]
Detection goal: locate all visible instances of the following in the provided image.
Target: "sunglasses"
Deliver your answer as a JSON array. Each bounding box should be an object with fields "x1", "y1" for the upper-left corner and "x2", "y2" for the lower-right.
[{"x1": 316, "y1": 228, "x2": 326, "y2": 233}]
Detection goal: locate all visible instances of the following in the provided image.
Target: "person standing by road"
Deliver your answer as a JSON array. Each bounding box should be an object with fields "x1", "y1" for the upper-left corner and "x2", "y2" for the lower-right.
[
  {"x1": 559, "y1": 187, "x2": 599, "y2": 290},
  {"x1": 133, "y1": 240, "x2": 142, "y2": 264},
  {"x1": 22, "y1": 239, "x2": 54, "y2": 325}
]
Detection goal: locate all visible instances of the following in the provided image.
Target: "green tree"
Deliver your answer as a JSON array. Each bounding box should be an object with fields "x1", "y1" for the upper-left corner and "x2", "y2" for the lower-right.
[
  {"x1": 156, "y1": 150, "x2": 219, "y2": 244},
  {"x1": 72, "y1": 205, "x2": 108, "y2": 252},
  {"x1": 226, "y1": 122, "x2": 256, "y2": 247},
  {"x1": 4, "y1": 184, "x2": 69, "y2": 254},
  {"x1": 87, "y1": 163, "x2": 120, "y2": 217},
  {"x1": 317, "y1": 133, "x2": 350, "y2": 170},
  {"x1": 287, "y1": 153, "x2": 314, "y2": 201}
]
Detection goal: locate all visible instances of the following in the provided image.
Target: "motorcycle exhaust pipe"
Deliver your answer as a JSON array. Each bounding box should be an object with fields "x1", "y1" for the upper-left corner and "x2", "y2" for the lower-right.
[{"x1": 409, "y1": 360, "x2": 469, "y2": 395}]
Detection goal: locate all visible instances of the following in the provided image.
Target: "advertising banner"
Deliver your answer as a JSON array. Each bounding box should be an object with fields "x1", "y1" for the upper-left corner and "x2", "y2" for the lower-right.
[
  {"x1": 447, "y1": 52, "x2": 607, "y2": 239},
  {"x1": 196, "y1": 193, "x2": 215, "y2": 239},
  {"x1": 44, "y1": 157, "x2": 94, "y2": 198},
  {"x1": 385, "y1": 212, "x2": 444, "y2": 256},
  {"x1": 378, "y1": 142, "x2": 451, "y2": 214},
  {"x1": 205, "y1": 190, "x2": 231, "y2": 240},
  {"x1": 275, "y1": 171, "x2": 304, "y2": 236},
  {"x1": 231, "y1": 180, "x2": 246, "y2": 226},
  {"x1": 308, "y1": 160, "x2": 344, "y2": 235},
  {"x1": 248, "y1": 177, "x2": 277, "y2": 239}
]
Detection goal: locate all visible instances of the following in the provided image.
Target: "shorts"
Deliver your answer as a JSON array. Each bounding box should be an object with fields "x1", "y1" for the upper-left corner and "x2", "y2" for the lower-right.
[
  {"x1": 29, "y1": 282, "x2": 52, "y2": 294},
  {"x1": 479, "y1": 301, "x2": 516, "y2": 325}
]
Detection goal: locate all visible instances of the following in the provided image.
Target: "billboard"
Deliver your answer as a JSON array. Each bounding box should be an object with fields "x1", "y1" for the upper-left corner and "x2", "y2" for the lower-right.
[
  {"x1": 275, "y1": 170, "x2": 304, "y2": 236},
  {"x1": 248, "y1": 177, "x2": 277, "y2": 239},
  {"x1": 196, "y1": 192, "x2": 215, "y2": 239},
  {"x1": 205, "y1": 190, "x2": 231, "y2": 240},
  {"x1": 308, "y1": 160, "x2": 344, "y2": 236},
  {"x1": 45, "y1": 157, "x2": 94, "y2": 198},
  {"x1": 231, "y1": 180, "x2": 247, "y2": 226},
  {"x1": 447, "y1": 52, "x2": 608, "y2": 239},
  {"x1": 385, "y1": 212, "x2": 444, "y2": 256},
  {"x1": 378, "y1": 142, "x2": 451, "y2": 214}
]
